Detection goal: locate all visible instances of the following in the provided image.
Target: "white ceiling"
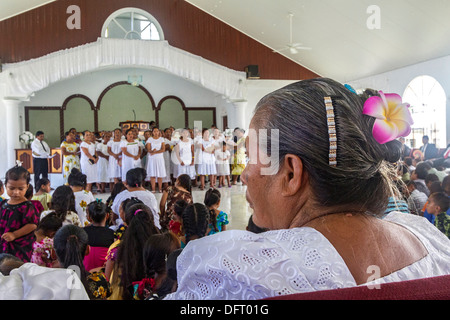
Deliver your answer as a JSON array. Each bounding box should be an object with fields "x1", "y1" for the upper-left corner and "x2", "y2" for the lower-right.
[
  {"x1": 2, "y1": 0, "x2": 450, "y2": 82},
  {"x1": 186, "y1": 0, "x2": 450, "y2": 82}
]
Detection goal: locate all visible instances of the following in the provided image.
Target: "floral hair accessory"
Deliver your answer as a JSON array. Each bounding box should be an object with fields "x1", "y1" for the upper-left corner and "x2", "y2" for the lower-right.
[{"x1": 362, "y1": 91, "x2": 413, "y2": 144}]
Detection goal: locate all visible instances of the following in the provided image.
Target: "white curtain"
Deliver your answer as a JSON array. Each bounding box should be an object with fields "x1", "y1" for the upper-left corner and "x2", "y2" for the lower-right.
[{"x1": 1, "y1": 38, "x2": 246, "y2": 100}]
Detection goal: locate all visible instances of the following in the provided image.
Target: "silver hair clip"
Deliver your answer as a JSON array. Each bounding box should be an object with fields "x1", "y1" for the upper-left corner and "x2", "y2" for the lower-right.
[{"x1": 324, "y1": 97, "x2": 337, "y2": 167}]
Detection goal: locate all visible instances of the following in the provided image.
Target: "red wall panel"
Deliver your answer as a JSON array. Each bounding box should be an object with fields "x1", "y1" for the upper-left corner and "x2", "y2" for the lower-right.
[{"x1": 0, "y1": 0, "x2": 319, "y2": 80}]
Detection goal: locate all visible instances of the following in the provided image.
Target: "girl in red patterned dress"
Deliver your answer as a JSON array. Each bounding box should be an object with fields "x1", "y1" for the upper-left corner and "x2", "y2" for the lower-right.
[{"x1": 0, "y1": 166, "x2": 40, "y2": 262}]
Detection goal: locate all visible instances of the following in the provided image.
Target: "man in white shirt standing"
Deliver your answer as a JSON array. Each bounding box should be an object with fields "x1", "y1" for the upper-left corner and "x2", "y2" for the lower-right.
[{"x1": 31, "y1": 131, "x2": 50, "y2": 188}]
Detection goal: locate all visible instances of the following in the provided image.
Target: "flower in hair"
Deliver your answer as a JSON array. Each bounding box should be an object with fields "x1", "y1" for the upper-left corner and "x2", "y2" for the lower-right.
[{"x1": 363, "y1": 91, "x2": 413, "y2": 144}]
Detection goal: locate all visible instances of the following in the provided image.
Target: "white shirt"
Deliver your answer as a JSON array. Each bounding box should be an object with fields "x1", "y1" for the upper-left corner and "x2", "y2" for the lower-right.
[
  {"x1": 31, "y1": 139, "x2": 50, "y2": 159},
  {"x1": 165, "y1": 212, "x2": 450, "y2": 300},
  {"x1": 111, "y1": 189, "x2": 160, "y2": 229}
]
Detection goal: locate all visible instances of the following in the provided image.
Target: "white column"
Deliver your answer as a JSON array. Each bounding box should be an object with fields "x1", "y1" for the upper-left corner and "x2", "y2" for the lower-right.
[
  {"x1": 231, "y1": 100, "x2": 247, "y2": 130},
  {"x1": 3, "y1": 99, "x2": 22, "y2": 173}
]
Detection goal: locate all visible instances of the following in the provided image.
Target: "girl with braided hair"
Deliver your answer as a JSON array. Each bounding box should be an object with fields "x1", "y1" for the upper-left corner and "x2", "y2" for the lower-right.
[
  {"x1": 181, "y1": 203, "x2": 209, "y2": 245},
  {"x1": 204, "y1": 188, "x2": 229, "y2": 235}
]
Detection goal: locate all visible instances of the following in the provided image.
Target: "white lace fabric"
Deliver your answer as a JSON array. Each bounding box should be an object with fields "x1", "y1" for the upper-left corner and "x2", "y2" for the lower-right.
[{"x1": 165, "y1": 212, "x2": 450, "y2": 300}]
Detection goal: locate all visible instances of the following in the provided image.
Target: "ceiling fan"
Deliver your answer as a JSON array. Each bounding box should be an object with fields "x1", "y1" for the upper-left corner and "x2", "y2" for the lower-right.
[{"x1": 272, "y1": 13, "x2": 311, "y2": 55}]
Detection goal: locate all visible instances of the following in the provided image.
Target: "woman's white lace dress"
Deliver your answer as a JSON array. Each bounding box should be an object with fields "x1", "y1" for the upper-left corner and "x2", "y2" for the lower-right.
[{"x1": 165, "y1": 212, "x2": 450, "y2": 300}]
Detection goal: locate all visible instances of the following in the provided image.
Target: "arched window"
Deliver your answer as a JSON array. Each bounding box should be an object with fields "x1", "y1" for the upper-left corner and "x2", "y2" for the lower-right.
[
  {"x1": 101, "y1": 8, "x2": 164, "y2": 40},
  {"x1": 402, "y1": 75, "x2": 446, "y2": 148}
]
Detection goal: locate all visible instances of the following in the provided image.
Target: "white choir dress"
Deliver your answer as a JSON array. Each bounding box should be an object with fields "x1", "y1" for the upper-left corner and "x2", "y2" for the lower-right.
[
  {"x1": 215, "y1": 149, "x2": 231, "y2": 176},
  {"x1": 163, "y1": 138, "x2": 175, "y2": 183},
  {"x1": 107, "y1": 139, "x2": 122, "y2": 180},
  {"x1": 174, "y1": 138, "x2": 195, "y2": 178},
  {"x1": 145, "y1": 137, "x2": 167, "y2": 179},
  {"x1": 165, "y1": 212, "x2": 450, "y2": 300},
  {"x1": 197, "y1": 139, "x2": 217, "y2": 175},
  {"x1": 96, "y1": 142, "x2": 109, "y2": 183},
  {"x1": 80, "y1": 141, "x2": 98, "y2": 184},
  {"x1": 120, "y1": 139, "x2": 141, "y2": 182}
]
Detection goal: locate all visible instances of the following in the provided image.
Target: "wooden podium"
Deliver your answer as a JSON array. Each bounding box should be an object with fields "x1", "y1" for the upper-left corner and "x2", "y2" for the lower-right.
[{"x1": 15, "y1": 148, "x2": 62, "y2": 174}]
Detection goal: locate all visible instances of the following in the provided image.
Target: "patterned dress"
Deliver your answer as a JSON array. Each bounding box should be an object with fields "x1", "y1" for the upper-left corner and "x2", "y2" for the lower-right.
[
  {"x1": 161, "y1": 186, "x2": 193, "y2": 231},
  {"x1": 0, "y1": 200, "x2": 40, "y2": 262},
  {"x1": 61, "y1": 141, "x2": 80, "y2": 184}
]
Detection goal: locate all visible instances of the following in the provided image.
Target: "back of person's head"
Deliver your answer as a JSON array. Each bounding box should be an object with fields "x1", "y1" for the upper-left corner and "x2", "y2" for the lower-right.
[
  {"x1": 442, "y1": 175, "x2": 450, "y2": 195},
  {"x1": 252, "y1": 78, "x2": 405, "y2": 216},
  {"x1": 404, "y1": 157, "x2": 413, "y2": 167},
  {"x1": 204, "y1": 188, "x2": 221, "y2": 233},
  {"x1": 429, "y1": 192, "x2": 450, "y2": 213},
  {"x1": 182, "y1": 203, "x2": 209, "y2": 244},
  {"x1": 143, "y1": 232, "x2": 180, "y2": 279},
  {"x1": 0, "y1": 253, "x2": 24, "y2": 276},
  {"x1": 429, "y1": 181, "x2": 443, "y2": 194},
  {"x1": 176, "y1": 174, "x2": 192, "y2": 194},
  {"x1": 50, "y1": 185, "x2": 76, "y2": 221},
  {"x1": 87, "y1": 200, "x2": 108, "y2": 224},
  {"x1": 35, "y1": 178, "x2": 50, "y2": 193},
  {"x1": 5, "y1": 165, "x2": 31, "y2": 185},
  {"x1": 405, "y1": 180, "x2": 417, "y2": 190},
  {"x1": 415, "y1": 162, "x2": 432, "y2": 180},
  {"x1": 117, "y1": 202, "x2": 159, "y2": 299},
  {"x1": 126, "y1": 168, "x2": 147, "y2": 188},
  {"x1": 173, "y1": 199, "x2": 188, "y2": 218},
  {"x1": 37, "y1": 212, "x2": 63, "y2": 237},
  {"x1": 425, "y1": 173, "x2": 439, "y2": 185},
  {"x1": 68, "y1": 168, "x2": 87, "y2": 188}
]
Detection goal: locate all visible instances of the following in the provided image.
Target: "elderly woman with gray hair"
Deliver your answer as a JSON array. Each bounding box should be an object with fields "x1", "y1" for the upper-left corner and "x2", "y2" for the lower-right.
[{"x1": 164, "y1": 78, "x2": 450, "y2": 300}]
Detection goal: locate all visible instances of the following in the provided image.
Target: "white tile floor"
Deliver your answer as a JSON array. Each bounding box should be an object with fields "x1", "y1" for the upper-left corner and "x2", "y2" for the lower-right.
[{"x1": 94, "y1": 183, "x2": 253, "y2": 231}]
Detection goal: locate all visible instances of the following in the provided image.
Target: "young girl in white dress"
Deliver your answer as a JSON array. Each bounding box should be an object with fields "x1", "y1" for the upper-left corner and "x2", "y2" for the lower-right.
[
  {"x1": 215, "y1": 141, "x2": 231, "y2": 188},
  {"x1": 145, "y1": 128, "x2": 166, "y2": 193},
  {"x1": 174, "y1": 129, "x2": 194, "y2": 179},
  {"x1": 79, "y1": 130, "x2": 98, "y2": 192},
  {"x1": 197, "y1": 129, "x2": 217, "y2": 190},
  {"x1": 96, "y1": 131, "x2": 110, "y2": 193},
  {"x1": 107, "y1": 128, "x2": 122, "y2": 187},
  {"x1": 120, "y1": 128, "x2": 142, "y2": 182}
]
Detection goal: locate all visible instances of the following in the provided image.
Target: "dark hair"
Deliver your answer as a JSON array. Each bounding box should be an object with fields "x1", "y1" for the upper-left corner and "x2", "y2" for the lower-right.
[
  {"x1": 204, "y1": 188, "x2": 221, "y2": 233},
  {"x1": 68, "y1": 168, "x2": 87, "y2": 188},
  {"x1": 5, "y1": 165, "x2": 31, "y2": 185},
  {"x1": 35, "y1": 177, "x2": 50, "y2": 193},
  {"x1": 116, "y1": 203, "x2": 159, "y2": 300},
  {"x1": 247, "y1": 215, "x2": 269, "y2": 234},
  {"x1": 49, "y1": 185, "x2": 76, "y2": 222},
  {"x1": 182, "y1": 203, "x2": 209, "y2": 244},
  {"x1": 35, "y1": 130, "x2": 44, "y2": 137},
  {"x1": 173, "y1": 199, "x2": 188, "y2": 218},
  {"x1": 87, "y1": 200, "x2": 108, "y2": 224},
  {"x1": 36, "y1": 212, "x2": 63, "y2": 237},
  {"x1": 176, "y1": 174, "x2": 192, "y2": 194},
  {"x1": 425, "y1": 173, "x2": 439, "y2": 185},
  {"x1": 0, "y1": 253, "x2": 24, "y2": 276},
  {"x1": 252, "y1": 78, "x2": 403, "y2": 217},
  {"x1": 429, "y1": 181, "x2": 443, "y2": 194},
  {"x1": 126, "y1": 168, "x2": 147, "y2": 188},
  {"x1": 25, "y1": 184, "x2": 34, "y2": 200},
  {"x1": 106, "y1": 182, "x2": 126, "y2": 208},
  {"x1": 429, "y1": 192, "x2": 450, "y2": 212},
  {"x1": 53, "y1": 225, "x2": 92, "y2": 298},
  {"x1": 404, "y1": 157, "x2": 413, "y2": 166},
  {"x1": 415, "y1": 162, "x2": 432, "y2": 180},
  {"x1": 143, "y1": 232, "x2": 179, "y2": 279}
]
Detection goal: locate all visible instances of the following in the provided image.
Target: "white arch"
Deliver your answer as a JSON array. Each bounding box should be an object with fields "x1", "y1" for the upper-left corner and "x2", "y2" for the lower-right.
[
  {"x1": 403, "y1": 75, "x2": 447, "y2": 147},
  {"x1": 101, "y1": 7, "x2": 165, "y2": 40}
]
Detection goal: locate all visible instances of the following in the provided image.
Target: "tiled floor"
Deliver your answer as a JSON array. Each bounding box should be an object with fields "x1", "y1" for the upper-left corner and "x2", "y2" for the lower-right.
[{"x1": 95, "y1": 183, "x2": 253, "y2": 231}]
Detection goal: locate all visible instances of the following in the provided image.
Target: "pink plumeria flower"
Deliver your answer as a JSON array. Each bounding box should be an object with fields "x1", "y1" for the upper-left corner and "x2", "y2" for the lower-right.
[{"x1": 363, "y1": 91, "x2": 414, "y2": 144}]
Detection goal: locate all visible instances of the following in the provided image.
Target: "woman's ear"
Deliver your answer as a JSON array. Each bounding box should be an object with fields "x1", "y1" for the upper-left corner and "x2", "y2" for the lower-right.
[{"x1": 279, "y1": 154, "x2": 305, "y2": 197}]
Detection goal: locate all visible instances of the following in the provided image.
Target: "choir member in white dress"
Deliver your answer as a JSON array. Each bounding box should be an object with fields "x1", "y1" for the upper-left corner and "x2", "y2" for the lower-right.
[
  {"x1": 215, "y1": 141, "x2": 231, "y2": 187},
  {"x1": 107, "y1": 128, "x2": 123, "y2": 187},
  {"x1": 162, "y1": 128, "x2": 175, "y2": 186},
  {"x1": 120, "y1": 129, "x2": 142, "y2": 182},
  {"x1": 79, "y1": 130, "x2": 98, "y2": 192},
  {"x1": 197, "y1": 129, "x2": 217, "y2": 190},
  {"x1": 145, "y1": 128, "x2": 166, "y2": 193},
  {"x1": 95, "y1": 131, "x2": 110, "y2": 193},
  {"x1": 173, "y1": 129, "x2": 195, "y2": 179}
]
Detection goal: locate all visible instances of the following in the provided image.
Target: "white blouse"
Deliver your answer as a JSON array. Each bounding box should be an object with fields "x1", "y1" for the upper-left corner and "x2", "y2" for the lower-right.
[{"x1": 165, "y1": 212, "x2": 450, "y2": 300}]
